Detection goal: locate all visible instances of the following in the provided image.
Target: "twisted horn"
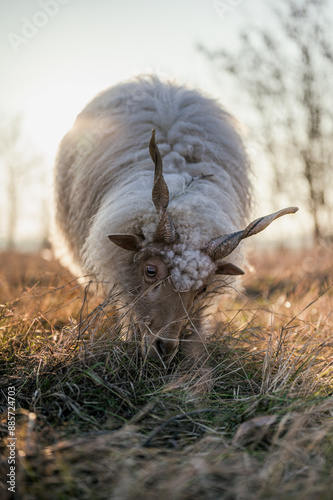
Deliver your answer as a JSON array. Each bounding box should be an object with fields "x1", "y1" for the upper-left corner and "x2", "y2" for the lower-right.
[
  {"x1": 149, "y1": 129, "x2": 177, "y2": 243},
  {"x1": 205, "y1": 207, "x2": 299, "y2": 261}
]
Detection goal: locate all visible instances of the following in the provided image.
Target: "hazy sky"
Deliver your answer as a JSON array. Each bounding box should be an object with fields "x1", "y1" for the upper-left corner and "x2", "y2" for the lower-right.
[
  {"x1": 1, "y1": 0, "x2": 269, "y2": 158},
  {"x1": 0, "y1": 0, "x2": 314, "y2": 244}
]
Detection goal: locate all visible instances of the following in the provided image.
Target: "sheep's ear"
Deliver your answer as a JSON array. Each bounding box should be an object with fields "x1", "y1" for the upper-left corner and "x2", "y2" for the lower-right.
[
  {"x1": 215, "y1": 262, "x2": 245, "y2": 275},
  {"x1": 108, "y1": 234, "x2": 143, "y2": 252}
]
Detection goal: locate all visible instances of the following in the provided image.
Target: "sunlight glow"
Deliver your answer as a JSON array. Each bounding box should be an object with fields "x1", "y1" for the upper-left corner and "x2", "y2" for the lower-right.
[{"x1": 25, "y1": 80, "x2": 95, "y2": 163}]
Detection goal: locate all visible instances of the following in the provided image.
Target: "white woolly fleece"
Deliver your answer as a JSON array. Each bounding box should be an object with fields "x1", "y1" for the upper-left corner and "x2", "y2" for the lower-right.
[
  {"x1": 51, "y1": 75, "x2": 252, "y2": 298},
  {"x1": 157, "y1": 246, "x2": 216, "y2": 291}
]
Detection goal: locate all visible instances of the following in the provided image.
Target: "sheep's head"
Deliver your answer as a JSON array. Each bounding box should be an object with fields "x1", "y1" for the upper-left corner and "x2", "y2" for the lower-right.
[{"x1": 108, "y1": 130, "x2": 298, "y2": 362}]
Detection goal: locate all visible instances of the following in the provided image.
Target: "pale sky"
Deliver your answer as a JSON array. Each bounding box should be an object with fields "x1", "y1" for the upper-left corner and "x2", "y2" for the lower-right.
[
  {"x1": 0, "y1": 0, "x2": 313, "y2": 246},
  {"x1": 2, "y1": 0, "x2": 265, "y2": 155}
]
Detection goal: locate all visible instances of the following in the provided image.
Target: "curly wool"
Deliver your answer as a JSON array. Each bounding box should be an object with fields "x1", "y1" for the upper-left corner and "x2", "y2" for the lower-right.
[
  {"x1": 162, "y1": 246, "x2": 216, "y2": 291},
  {"x1": 135, "y1": 241, "x2": 216, "y2": 291}
]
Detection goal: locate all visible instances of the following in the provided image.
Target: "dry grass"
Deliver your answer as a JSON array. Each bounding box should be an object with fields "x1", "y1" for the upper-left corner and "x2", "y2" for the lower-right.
[{"x1": 0, "y1": 245, "x2": 332, "y2": 499}]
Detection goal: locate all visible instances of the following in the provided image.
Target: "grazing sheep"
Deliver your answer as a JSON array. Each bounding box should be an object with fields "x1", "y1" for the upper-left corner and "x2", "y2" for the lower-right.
[{"x1": 52, "y1": 76, "x2": 297, "y2": 361}]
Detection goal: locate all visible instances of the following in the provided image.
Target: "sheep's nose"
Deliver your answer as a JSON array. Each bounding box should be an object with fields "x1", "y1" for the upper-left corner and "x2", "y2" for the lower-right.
[
  {"x1": 143, "y1": 337, "x2": 179, "y2": 361},
  {"x1": 155, "y1": 338, "x2": 178, "y2": 358}
]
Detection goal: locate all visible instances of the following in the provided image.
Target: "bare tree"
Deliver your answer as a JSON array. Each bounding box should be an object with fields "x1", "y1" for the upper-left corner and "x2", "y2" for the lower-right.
[
  {"x1": 199, "y1": 0, "x2": 333, "y2": 241},
  {"x1": 0, "y1": 115, "x2": 44, "y2": 249}
]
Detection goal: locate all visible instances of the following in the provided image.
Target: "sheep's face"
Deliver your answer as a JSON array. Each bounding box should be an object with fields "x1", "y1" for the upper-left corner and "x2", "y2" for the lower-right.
[
  {"x1": 132, "y1": 251, "x2": 198, "y2": 361},
  {"x1": 108, "y1": 236, "x2": 245, "y2": 362}
]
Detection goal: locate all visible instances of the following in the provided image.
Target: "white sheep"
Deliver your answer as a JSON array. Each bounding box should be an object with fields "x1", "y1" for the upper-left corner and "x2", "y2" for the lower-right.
[{"x1": 52, "y1": 75, "x2": 297, "y2": 361}]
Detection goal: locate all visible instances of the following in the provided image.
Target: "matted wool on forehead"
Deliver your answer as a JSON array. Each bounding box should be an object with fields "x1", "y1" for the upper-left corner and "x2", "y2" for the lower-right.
[{"x1": 145, "y1": 244, "x2": 216, "y2": 291}]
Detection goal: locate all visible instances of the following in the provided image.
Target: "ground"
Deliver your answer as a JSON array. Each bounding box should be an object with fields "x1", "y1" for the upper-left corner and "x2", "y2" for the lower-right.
[{"x1": 0, "y1": 245, "x2": 332, "y2": 499}]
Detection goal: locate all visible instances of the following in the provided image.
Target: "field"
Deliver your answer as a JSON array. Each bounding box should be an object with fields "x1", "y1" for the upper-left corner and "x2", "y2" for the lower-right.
[{"x1": 0, "y1": 245, "x2": 332, "y2": 500}]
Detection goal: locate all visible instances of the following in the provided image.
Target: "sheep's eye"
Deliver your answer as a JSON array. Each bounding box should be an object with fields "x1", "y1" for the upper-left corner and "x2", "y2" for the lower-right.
[
  {"x1": 198, "y1": 286, "x2": 207, "y2": 296},
  {"x1": 145, "y1": 265, "x2": 157, "y2": 278}
]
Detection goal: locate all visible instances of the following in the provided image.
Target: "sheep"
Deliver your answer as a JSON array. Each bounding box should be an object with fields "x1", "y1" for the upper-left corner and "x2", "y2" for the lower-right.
[{"x1": 52, "y1": 75, "x2": 298, "y2": 362}]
